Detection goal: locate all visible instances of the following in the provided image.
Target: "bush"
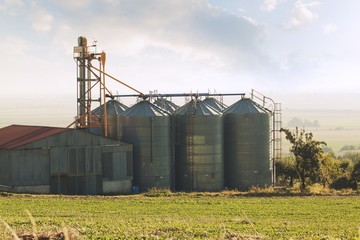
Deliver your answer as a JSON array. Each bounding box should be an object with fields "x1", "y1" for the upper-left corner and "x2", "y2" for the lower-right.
[
  {"x1": 330, "y1": 176, "x2": 353, "y2": 190},
  {"x1": 144, "y1": 188, "x2": 173, "y2": 197}
]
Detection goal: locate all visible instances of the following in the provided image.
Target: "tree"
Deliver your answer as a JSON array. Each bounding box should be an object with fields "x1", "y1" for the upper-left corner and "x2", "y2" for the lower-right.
[
  {"x1": 330, "y1": 159, "x2": 353, "y2": 190},
  {"x1": 275, "y1": 156, "x2": 297, "y2": 187},
  {"x1": 319, "y1": 154, "x2": 341, "y2": 188},
  {"x1": 341, "y1": 152, "x2": 360, "y2": 163},
  {"x1": 350, "y1": 161, "x2": 360, "y2": 189},
  {"x1": 281, "y1": 127, "x2": 326, "y2": 190}
]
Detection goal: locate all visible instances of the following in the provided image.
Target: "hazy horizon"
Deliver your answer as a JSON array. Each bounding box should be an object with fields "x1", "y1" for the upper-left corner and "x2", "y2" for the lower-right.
[{"x1": 1, "y1": 91, "x2": 359, "y2": 128}]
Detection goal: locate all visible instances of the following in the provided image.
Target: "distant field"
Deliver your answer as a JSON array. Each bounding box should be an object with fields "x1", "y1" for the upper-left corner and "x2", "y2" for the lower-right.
[
  {"x1": 0, "y1": 193, "x2": 359, "y2": 239},
  {"x1": 282, "y1": 128, "x2": 360, "y2": 153},
  {"x1": 282, "y1": 109, "x2": 360, "y2": 129},
  {"x1": 282, "y1": 109, "x2": 360, "y2": 154}
]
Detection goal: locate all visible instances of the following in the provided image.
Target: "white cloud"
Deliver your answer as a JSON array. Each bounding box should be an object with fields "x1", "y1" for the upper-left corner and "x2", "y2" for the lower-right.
[
  {"x1": 62, "y1": 0, "x2": 270, "y2": 74},
  {"x1": 0, "y1": 35, "x2": 29, "y2": 56},
  {"x1": 323, "y1": 23, "x2": 338, "y2": 34},
  {"x1": 0, "y1": 0, "x2": 24, "y2": 15},
  {"x1": 261, "y1": 0, "x2": 279, "y2": 12},
  {"x1": 29, "y1": 2, "x2": 54, "y2": 32},
  {"x1": 242, "y1": 16, "x2": 258, "y2": 26},
  {"x1": 50, "y1": 0, "x2": 93, "y2": 10},
  {"x1": 286, "y1": 1, "x2": 320, "y2": 29}
]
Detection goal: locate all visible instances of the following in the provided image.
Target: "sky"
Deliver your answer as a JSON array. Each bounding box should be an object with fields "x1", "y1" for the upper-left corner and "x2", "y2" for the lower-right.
[{"x1": 1, "y1": 0, "x2": 360, "y2": 127}]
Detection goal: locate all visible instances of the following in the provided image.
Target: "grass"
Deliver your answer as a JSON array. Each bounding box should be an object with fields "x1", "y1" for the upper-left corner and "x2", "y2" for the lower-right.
[{"x1": 0, "y1": 191, "x2": 359, "y2": 239}]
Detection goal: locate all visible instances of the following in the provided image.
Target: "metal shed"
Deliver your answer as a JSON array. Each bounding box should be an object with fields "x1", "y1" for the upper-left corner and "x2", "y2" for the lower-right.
[{"x1": 0, "y1": 125, "x2": 133, "y2": 195}]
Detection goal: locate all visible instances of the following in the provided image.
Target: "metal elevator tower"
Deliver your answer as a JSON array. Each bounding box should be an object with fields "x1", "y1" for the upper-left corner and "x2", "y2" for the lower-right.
[{"x1": 73, "y1": 36, "x2": 107, "y2": 133}]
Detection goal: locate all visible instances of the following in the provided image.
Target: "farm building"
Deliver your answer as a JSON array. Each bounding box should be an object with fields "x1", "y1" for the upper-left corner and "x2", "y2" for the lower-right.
[
  {"x1": 0, "y1": 125, "x2": 133, "y2": 195},
  {"x1": 0, "y1": 37, "x2": 282, "y2": 195}
]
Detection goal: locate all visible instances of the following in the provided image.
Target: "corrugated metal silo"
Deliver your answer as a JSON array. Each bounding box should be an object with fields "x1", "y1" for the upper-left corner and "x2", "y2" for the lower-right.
[
  {"x1": 117, "y1": 100, "x2": 173, "y2": 192},
  {"x1": 223, "y1": 98, "x2": 271, "y2": 190},
  {"x1": 174, "y1": 99, "x2": 224, "y2": 191},
  {"x1": 153, "y1": 98, "x2": 179, "y2": 114},
  {"x1": 202, "y1": 97, "x2": 227, "y2": 112},
  {"x1": 92, "y1": 99, "x2": 128, "y2": 139}
]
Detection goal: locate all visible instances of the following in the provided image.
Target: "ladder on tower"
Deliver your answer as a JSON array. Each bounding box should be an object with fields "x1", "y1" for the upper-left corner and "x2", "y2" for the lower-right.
[
  {"x1": 188, "y1": 114, "x2": 195, "y2": 190},
  {"x1": 272, "y1": 102, "x2": 282, "y2": 185},
  {"x1": 250, "y1": 89, "x2": 282, "y2": 186}
]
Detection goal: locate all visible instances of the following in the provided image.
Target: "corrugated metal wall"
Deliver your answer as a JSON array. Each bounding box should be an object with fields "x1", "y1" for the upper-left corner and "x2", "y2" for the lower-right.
[
  {"x1": 10, "y1": 149, "x2": 49, "y2": 186},
  {"x1": 224, "y1": 104, "x2": 271, "y2": 190},
  {"x1": 0, "y1": 129, "x2": 133, "y2": 195},
  {"x1": 0, "y1": 150, "x2": 11, "y2": 187},
  {"x1": 49, "y1": 145, "x2": 132, "y2": 195},
  {"x1": 50, "y1": 146, "x2": 103, "y2": 195},
  {"x1": 174, "y1": 100, "x2": 224, "y2": 192},
  {"x1": 118, "y1": 116, "x2": 173, "y2": 192},
  {"x1": 174, "y1": 115, "x2": 224, "y2": 191}
]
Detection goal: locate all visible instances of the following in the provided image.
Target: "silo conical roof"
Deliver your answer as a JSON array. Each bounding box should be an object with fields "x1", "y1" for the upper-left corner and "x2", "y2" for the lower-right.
[
  {"x1": 224, "y1": 98, "x2": 266, "y2": 113},
  {"x1": 174, "y1": 99, "x2": 220, "y2": 115},
  {"x1": 202, "y1": 97, "x2": 227, "y2": 112},
  {"x1": 153, "y1": 98, "x2": 179, "y2": 114},
  {"x1": 92, "y1": 99, "x2": 128, "y2": 115},
  {"x1": 121, "y1": 100, "x2": 169, "y2": 116}
]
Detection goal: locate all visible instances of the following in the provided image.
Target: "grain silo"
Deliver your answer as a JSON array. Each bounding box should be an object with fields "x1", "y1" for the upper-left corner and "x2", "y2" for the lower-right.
[
  {"x1": 202, "y1": 97, "x2": 227, "y2": 112},
  {"x1": 117, "y1": 100, "x2": 173, "y2": 192},
  {"x1": 92, "y1": 99, "x2": 128, "y2": 139},
  {"x1": 153, "y1": 98, "x2": 179, "y2": 114},
  {"x1": 223, "y1": 98, "x2": 271, "y2": 190},
  {"x1": 174, "y1": 99, "x2": 224, "y2": 191}
]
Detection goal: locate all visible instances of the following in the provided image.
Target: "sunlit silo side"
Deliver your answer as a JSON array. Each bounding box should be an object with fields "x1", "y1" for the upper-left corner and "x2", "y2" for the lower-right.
[
  {"x1": 153, "y1": 98, "x2": 179, "y2": 114},
  {"x1": 92, "y1": 99, "x2": 128, "y2": 139},
  {"x1": 223, "y1": 98, "x2": 271, "y2": 190},
  {"x1": 117, "y1": 100, "x2": 173, "y2": 192},
  {"x1": 202, "y1": 97, "x2": 227, "y2": 112},
  {"x1": 174, "y1": 99, "x2": 224, "y2": 192}
]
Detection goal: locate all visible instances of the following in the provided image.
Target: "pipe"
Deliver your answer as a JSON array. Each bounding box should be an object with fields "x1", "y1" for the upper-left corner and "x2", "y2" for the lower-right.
[
  {"x1": 90, "y1": 65, "x2": 144, "y2": 97},
  {"x1": 109, "y1": 92, "x2": 245, "y2": 99}
]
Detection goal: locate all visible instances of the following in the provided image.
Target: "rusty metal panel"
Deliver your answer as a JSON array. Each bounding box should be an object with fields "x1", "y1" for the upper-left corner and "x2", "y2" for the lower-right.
[
  {"x1": 0, "y1": 125, "x2": 68, "y2": 149},
  {"x1": 0, "y1": 125, "x2": 131, "y2": 150}
]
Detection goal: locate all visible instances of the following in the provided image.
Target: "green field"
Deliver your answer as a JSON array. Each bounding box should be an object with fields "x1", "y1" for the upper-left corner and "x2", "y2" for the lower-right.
[{"x1": 0, "y1": 192, "x2": 359, "y2": 239}]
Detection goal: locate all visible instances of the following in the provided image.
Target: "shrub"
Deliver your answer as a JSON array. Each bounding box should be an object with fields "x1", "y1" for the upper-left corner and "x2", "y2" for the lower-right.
[{"x1": 144, "y1": 187, "x2": 173, "y2": 197}]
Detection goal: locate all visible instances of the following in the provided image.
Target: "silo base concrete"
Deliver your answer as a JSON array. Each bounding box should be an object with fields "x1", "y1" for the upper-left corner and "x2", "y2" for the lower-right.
[
  {"x1": 103, "y1": 180, "x2": 132, "y2": 194},
  {"x1": 13, "y1": 185, "x2": 50, "y2": 194}
]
